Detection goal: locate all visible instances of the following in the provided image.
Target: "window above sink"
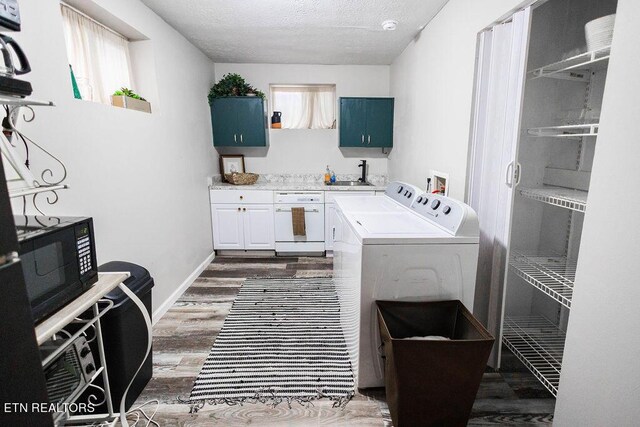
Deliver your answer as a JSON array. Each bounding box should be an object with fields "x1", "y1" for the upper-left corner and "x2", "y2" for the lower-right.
[{"x1": 270, "y1": 84, "x2": 336, "y2": 130}]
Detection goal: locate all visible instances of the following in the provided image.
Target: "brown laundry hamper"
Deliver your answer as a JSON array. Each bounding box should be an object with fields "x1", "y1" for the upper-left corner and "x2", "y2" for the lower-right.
[{"x1": 376, "y1": 300, "x2": 494, "y2": 427}]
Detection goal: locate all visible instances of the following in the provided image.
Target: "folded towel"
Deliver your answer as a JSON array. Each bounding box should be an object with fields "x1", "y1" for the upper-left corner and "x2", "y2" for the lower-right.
[{"x1": 291, "y1": 207, "x2": 306, "y2": 236}]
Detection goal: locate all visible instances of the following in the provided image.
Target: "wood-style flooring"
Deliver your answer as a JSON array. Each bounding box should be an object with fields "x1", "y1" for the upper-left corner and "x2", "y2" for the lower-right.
[{"x1": 136, "y1": 256, "x2": 555, "y2": 426}]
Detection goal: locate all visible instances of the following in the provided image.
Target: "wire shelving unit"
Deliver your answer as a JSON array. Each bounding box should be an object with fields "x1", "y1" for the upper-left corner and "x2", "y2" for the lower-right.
[
  {"x1": 510, "y1": 251, "x2": 576, "y2": 308},
  {"x1": 527, "y1": 123, "x2": 599, "y2": 138},
  {"x1": 502, "y1": 316, "x2": 566, "y2": 396},
  {"x1": 528, "y1": 46, "x2": 611, "y2": 81},
  {"x1": 519, "y1": 186, "x2": 587, "y2": 212}
]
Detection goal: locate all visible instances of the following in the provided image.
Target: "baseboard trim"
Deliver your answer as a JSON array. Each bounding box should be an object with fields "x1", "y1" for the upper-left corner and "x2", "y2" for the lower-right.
[
  {"x1": 152, "y1": 251, "x2": 215, "y2": 324},
  {"x1": 216, "y1": 250, "x2": 276, "y2": 257}
]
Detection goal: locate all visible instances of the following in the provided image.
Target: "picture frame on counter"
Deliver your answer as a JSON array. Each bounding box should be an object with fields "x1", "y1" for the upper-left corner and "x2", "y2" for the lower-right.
[{"x1": 219, "y1": 155, "x2": 246, "y2": 182}]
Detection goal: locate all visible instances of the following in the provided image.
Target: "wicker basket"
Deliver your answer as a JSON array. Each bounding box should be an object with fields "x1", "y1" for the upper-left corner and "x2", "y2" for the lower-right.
[{"x1": 224, "y1": 172, "x2": 259, "y2": 185}]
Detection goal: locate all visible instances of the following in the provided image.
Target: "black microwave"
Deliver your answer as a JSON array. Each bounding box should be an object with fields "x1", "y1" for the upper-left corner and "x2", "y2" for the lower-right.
[{"x1": 14, "y1": 215, "x2": 98, "y2": 324}]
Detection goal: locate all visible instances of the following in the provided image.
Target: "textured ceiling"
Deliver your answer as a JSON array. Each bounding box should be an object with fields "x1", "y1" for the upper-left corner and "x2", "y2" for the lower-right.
[{"x1": 140, "y1": 0, "x2": 449, "y2": 65}]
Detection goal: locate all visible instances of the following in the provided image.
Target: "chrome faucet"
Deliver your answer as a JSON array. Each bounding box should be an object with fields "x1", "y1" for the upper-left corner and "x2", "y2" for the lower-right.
[{"x1": 358, "y1": 160, "x2": 367, "y2": 183}]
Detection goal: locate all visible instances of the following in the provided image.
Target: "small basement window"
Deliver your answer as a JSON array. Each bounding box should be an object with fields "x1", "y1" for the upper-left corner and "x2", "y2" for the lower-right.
[
  {"x1": 60, "y1": 2, "x2": 133, "y2": 105},
  {"x1": 270, "y1": 84, "x2": 336, "y2": 129}
]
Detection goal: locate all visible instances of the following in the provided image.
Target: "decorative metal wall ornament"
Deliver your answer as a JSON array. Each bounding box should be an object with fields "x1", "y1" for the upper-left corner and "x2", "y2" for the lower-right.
[
  {"x1": 2, "y1": 104, "x2": 68, "y2": 215},
  {"x1": 6, "y1": 105, "x2": 68, "y2": 186}
]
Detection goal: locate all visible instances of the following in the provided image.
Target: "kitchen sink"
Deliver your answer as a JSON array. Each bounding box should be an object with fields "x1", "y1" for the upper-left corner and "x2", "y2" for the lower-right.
[{"x1": 326, "y1": 181, "x2": 372, "y2": 186}]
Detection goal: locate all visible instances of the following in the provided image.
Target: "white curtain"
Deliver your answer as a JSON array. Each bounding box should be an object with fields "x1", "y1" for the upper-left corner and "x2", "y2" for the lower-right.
[
  {"x1": 60, "y1": 4, "x2": 132, "y2": 104},
  {"x1": 271, "y1": 86, "x2": 336, "y2": 129}
]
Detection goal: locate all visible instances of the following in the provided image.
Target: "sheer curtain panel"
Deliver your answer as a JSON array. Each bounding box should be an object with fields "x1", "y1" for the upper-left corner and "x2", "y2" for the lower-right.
[
  {"x1": 271, "y1": 85, "x2": 336, "y2": 129},
  {"x1": 61, "y1": 4, "x2": 132, "y2": 104}
]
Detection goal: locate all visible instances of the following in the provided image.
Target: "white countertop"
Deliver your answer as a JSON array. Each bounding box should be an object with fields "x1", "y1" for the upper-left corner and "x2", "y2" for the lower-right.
[{"x1": 209, "y1": 182, "x2": 387, "y2": 191}]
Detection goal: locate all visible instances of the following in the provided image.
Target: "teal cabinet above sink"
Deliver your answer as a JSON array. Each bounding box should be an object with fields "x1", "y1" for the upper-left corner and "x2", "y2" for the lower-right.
[
  {"x1": 339, "y1": 97, "x2": 394, "y2": 148},
  {"x1": 211, "y1": 97, "x2": 268, "y2": 147}
]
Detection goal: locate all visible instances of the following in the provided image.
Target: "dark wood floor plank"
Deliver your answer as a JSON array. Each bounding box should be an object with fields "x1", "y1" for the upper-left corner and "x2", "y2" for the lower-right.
[
  {"x1": 212, "y1": 257, "x2": 299, "y2": 264},
  {"x1": 285, "y1": 262, "x2": 335, "y2": 270},
  {"x1": 200, "y1": 269, "x2": 297, "y2": 278}
]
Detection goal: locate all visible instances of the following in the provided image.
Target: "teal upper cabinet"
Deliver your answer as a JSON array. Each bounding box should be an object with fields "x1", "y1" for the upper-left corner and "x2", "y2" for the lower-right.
[
  {"x1": 211, "y1": 97, "x2": 268, "y2": 147},
  {"x1": 339, "y1": 97, "x2": 394, "y2": 148}
]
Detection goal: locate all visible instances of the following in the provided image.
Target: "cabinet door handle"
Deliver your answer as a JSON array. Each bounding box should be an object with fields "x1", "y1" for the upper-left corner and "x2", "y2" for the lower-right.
[
  {"x1": 361, "y1": 134, "x2": 365, "y2": 144},
  {"x1": 515, "y1": 162, "x2": 522, "y2": 186},
  {"x1": 505, "y1": 161, "x2": 514, "y2": 188},
  {"x1": 237, "y1": 207, "x2": 241, "y2": 211},
  {"x1": 332, "y1": 227, "x2": 336, "y2": 240},
  {"x1": 368, "y1": 135, "x2": 371, "y2": 145},
  {"x1": 240, "y1": 134, "x2": 243, "y2": 143},
  {"x1": 240, "y1": 195, "x2": 244, "y2": 200},
  {"x1": 243, "y1": 207, "x2": 246, "y2": 211},
  {"x1": 234, "y1": 134, "x2": 237, "y2": 143}
]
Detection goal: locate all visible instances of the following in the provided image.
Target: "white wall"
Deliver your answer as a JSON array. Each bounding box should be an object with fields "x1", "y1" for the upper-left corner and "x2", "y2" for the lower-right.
[
  {"x1": 11, "y1": 0, "x2": 217, "y2": 314},
  {"x1": 214, "y1": 63, "x2": 390, "y2": 177},
  {"x1": 388, "y1": 0, "x2": 524, "y2": 198},
  {"x1": 554, "y1": 0, "x2": 640, "y2": 424}
]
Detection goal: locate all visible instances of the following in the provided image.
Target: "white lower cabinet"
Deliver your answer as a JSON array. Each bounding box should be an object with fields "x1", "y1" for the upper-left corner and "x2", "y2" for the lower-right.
[
  {"x1": 243, "y1": 205, "x2": 275, "y2": 249},
  {"x1": 211, "y1": 205, "x2": 245, "y2": 250},
  {"x1": 211, "y1": 189, "x2": 377, "y2": 252},
  {"x1": 325, "y1": 203, "x2": 337, "y2": 251},
  {"x1": 325, "y1": 191, "x2": 375, "y2": 251},
  {"x1": 211, "y1": 190, "x2": 275, "y2": 251}
]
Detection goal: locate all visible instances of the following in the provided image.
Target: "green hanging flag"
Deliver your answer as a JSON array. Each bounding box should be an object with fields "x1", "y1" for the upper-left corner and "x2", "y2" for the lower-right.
[{"x1": 69, "y1": 64, "x2": 82, "y2": 100}]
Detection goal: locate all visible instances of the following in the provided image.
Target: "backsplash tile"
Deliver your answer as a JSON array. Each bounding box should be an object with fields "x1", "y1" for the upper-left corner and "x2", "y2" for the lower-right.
[{"x1": 211, "y1": 173, "x2": 388, "y2": 186}]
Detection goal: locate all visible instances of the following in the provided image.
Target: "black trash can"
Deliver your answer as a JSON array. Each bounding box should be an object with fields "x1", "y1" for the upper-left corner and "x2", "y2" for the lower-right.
[
  {"x1": 376, "y1": 300, "x2": 494, "y2": 427},
  {"x1": 99, "y1": 261, "x2": 154, "y2": 411}
]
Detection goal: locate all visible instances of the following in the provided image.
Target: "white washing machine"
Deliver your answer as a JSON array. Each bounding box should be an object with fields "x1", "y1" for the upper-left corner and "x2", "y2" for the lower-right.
[{"x1": 332, "y1": 181, "x2": 479, "y2": 388}]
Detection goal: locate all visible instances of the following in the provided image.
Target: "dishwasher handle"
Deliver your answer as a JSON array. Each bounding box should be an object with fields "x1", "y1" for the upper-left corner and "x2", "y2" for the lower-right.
[{"x1": 276, "y1": 208, "x2": 320, "y2": 213}]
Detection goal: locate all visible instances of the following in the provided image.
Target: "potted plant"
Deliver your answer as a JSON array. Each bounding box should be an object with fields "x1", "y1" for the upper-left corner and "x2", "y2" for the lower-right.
[
  {"x1": 111, "y1": 87, "x2": 152, "y2": 113},
  {"x1": 208, "y1": 73, "x2": 265, "y2": 104}
]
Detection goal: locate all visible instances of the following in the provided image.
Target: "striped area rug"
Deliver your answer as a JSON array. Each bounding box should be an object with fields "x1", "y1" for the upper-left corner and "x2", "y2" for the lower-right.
[{"x1": 189, "y1": 278, "x2": 355, "y2": 410}]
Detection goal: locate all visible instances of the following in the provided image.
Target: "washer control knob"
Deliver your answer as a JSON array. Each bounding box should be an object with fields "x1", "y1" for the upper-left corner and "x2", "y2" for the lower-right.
[
  {"x1": 443, "y1": 206, "x2": 452, "y2": 215},
  {"x1": 431, "y1": 200, "x2": 441, "y2": 210},
  {"x1": 397, "y1": 186, "x2": 403, "y2": 194},
  {"x1": 408, "y1": 192, "x2": 413, "y2": 198},
  {"x1": 417, "y1": 196, "x2": 423, "y2": 204},
  {"x1": 422, "y1": 198, "x2": 429, "y2": 205}
]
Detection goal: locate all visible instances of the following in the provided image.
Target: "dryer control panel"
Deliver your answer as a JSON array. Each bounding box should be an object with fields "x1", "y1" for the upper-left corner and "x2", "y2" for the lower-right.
[
  {"x1": 384, "y1": 181, "x2": 422, "y2": 208},
  {"x1": 410, "y1": 192, "x2": 479, "y2": 237}
]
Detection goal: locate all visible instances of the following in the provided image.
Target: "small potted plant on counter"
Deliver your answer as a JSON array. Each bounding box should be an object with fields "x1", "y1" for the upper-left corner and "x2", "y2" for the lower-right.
[{"x1": 111, "y1": 87, "x2": 152, "y2": 113}]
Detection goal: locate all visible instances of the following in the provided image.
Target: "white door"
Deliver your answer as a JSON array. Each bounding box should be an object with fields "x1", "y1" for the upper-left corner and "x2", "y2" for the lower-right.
[
  {"x1": 467, "y1": 8, "x2": 531, "y2": 367},
  {"x1": 243, "y1": 204, "x2": 275, "y2": 250},
  {"x1": 325, "y1": 203, "x2": 336, "y2": 251},
  {"x1": 211, "y1": 204, "x2": 244, "y2": 250}
]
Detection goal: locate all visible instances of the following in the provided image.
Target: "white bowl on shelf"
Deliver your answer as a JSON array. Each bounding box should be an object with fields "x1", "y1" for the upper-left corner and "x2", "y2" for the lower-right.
[{"x1": 585, "y1": 14, "x2": 615, "y2": 51}]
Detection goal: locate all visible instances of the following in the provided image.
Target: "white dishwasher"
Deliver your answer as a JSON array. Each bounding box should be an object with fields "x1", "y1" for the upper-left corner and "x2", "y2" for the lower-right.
[{"x1": 274, "y1": 191, "x2": 325, "y2": 254}]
